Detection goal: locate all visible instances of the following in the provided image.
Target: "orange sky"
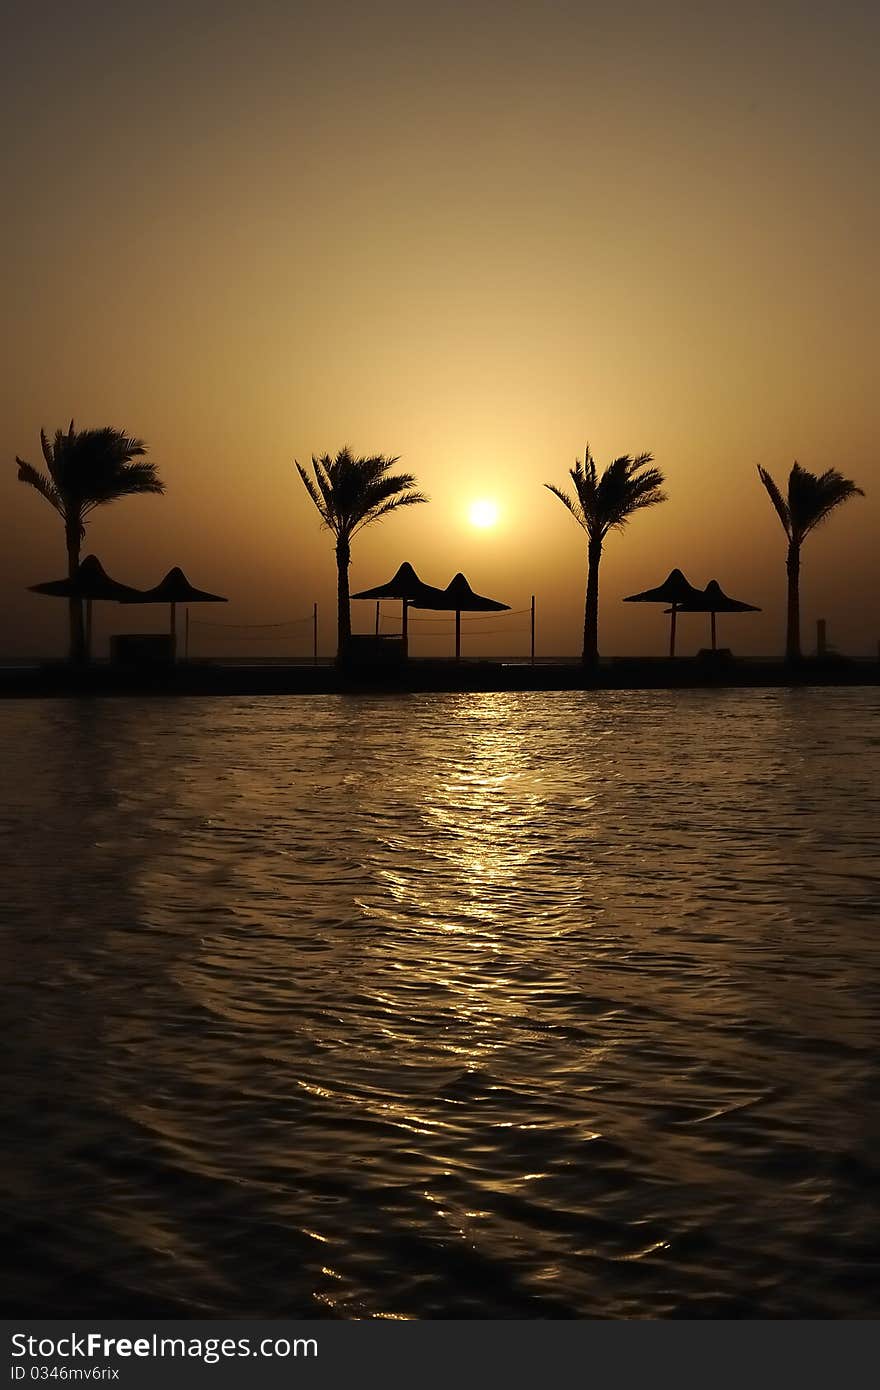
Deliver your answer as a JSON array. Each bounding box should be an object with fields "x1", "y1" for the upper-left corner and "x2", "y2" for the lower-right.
[{"x1": 2, "y1": 0, "x2": 877, "y2": 660}]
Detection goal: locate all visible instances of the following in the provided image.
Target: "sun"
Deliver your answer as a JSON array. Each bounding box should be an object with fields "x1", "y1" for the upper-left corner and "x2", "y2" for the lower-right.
[{"x1": 469, "y1": 498, "x2": 499, "y2": 529}]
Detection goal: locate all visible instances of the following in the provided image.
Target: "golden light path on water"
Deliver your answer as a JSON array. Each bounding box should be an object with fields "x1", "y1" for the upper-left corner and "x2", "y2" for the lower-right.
[{"x1": 1, "y1": 689, "x2": 879, "y2": 1317}]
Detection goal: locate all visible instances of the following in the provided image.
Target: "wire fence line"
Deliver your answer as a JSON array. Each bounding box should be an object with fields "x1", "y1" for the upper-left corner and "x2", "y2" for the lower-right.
[
  {"x1": 189, "y1": 609, "x2": 531, "y2": 632},
  {"x1": 191, "y1": 631, "x2": 307, "y2": 642},
  {"x1": 184, "y1": 607, "x2": 319, "y2": 660},
  {"x1": 189, "y1": 615, "x2": 314, "y2": 628},
  {"x1": 400, "y1": 608, "x2": 533, "y2": 623},
  {"x1": 185, "y1": 598, "x2": 537, "y2": 660},
  {"x1": 394, "y1": 627, "x2": 530, "y2": 637}
]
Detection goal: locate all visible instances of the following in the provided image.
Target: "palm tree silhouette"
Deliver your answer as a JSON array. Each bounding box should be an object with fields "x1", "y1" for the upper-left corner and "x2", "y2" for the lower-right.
[
  {"x1": 757, "y1": 462, "x2": 864, "y2": 662},
  {"x1": 545, "y1": 445, "x2": 666, "y2": 665},
  {"x1": 295, "y1": 447, "x2": 427, "y2": 658},
  {"x1": 16, "y1": 422, "x2": 164, "y2": 662}
]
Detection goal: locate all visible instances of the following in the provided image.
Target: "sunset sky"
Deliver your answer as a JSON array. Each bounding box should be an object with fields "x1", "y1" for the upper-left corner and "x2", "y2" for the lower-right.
[{"x1": 2, "y1": 0, "x2": 877, "y2": 659}]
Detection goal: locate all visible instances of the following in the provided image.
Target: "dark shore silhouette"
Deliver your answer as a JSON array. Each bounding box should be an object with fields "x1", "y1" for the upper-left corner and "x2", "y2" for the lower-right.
[{"x1": 1, "y1": 653, "x2": 876, "y2": 700}]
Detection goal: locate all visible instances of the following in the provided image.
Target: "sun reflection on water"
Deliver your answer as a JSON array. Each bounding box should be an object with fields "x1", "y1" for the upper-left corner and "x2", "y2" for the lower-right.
[{"x1": 4, "y1": 689, "x2": 879, "y2": 1317}]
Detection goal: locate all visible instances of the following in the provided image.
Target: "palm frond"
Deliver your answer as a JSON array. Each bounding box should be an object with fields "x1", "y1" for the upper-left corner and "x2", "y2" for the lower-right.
[
  {"x1": 351, "y1": 490, "x2": 428, "y2": 537},
  {"x1": 120, "y1": 461, "x2": 163, "y2": 490},
  {"x1": 40, "y1": 429, "x2": 55, "y2": 471},
  {"x1": 41, "y1": 426, "x2": 69, "y2": 484},
  {"x1": 605, "y1": 464, "x2": 666, "y2": 530},
  {"x1": 584, "y1": 445, "x2": 598, "y2": 492},
  {"x1": 544, "y1": 483, "x2": 587, "y2": 531},
  {"x1": 296, "y1": 449, "x2": 424, "y2": 540},
  {"x1": 757, "y1": 465, "x2": 792, "y2": 539},
  {"x1": 81, "y1": 462, "x2": 164, "y2": 510},
  {"x1": 548, "y1": 448, "x2": 664, "y2": 539},
  {"x1": 19, "y1": 422, "x2": 162, "y2": 546},
  {"x1": 16, "y1": 457, "x2": 64, "y2": 514},
  {"x1": 295, "y1": 460, "x2": 331, "y2": 528},
  {"x1": 800, "y1": 481, "x2": 864, "y2": 536},
  {"x1": 788, "y1": 462, "x2": 864, "y2": 539},
  {"x1": 358, "y1": 472, "x2": 422, "y2": 512},
  {"x1": 594, "y1": 455, "x2": 661, "y2": 533},
  {"x1": 312, "y1": 457, "x2": 337, "y2": 514}
]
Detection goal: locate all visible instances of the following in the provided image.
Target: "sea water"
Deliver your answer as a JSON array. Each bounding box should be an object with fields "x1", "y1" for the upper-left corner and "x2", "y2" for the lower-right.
[{"x1": 2, "y1": 689, "x2": 878, "y2": 1317}]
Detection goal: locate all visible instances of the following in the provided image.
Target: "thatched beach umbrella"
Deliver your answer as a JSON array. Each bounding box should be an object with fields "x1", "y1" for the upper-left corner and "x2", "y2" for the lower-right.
[
  {"x1": 118, "y1": 566, "x2": 226, "y2": 654},
  {"x1": 411, "y1": 571, "x2": 510, "y2": 661},
  {"x1": 623, "y1": 568, "x2": 703, "y2": 657},
  {"x1": 351, "y1": 561, "x2": 447, "y2": 650},
  {"x1": 28, "y1": 554, "x2": 145, "y2": 657},
  {"x1": 666, "y1": 578, "x2": 761, "y2": 652}
]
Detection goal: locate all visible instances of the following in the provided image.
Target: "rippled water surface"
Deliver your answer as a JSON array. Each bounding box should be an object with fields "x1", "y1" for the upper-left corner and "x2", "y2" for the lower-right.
[{"x1": 2, "y1": 689, "x2": 880, "y2": 1318}]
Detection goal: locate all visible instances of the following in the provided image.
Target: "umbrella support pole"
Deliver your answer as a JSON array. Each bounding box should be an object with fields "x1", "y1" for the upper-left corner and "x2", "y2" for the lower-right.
[
  {"x1": 455, "y1": 610, "x2": 461, "y2": 662},
  {"x1": 711, "y1": 611, "x2": 717, "y2": 651},
  {"x1": 313, "y1": 603, "x2": 318, "y2": 664},
  {"x1": 185, "y1": 607, "x2": 190, "y2": 660},
  {"x1": 530, "y1": 594, "x2": 535, "y2": 665},
  {"x1": 170, "y1": 602, "x2": 177, "y2": 661},
  {"x1": 670, "y1": 603, "x2": 677, "y2": 658},
  {"x1": 402, "y1": 600, "x2": 409, "y2": 659},
  {"x1": 85, "y1": 599, "x2": 93, "y2": 659}
]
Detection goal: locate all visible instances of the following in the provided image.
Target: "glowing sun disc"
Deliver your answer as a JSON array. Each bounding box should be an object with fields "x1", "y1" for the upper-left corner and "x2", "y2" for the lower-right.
[{"x1": 469, "y1": 499, "x2": 499, "y2": 528}]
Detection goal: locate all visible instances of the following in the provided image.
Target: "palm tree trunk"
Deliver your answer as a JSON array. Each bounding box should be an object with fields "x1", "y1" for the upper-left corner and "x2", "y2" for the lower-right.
[
  {"x1": 582, "y1": 538, "x2": 602, "y2": 666},
  {"x1": 786, "y1": 540, "x2": 801, "y2": 662},
  {"x1": 335, "y1": 537, "x2": 352, "y2": 659},
  {"x1": 66, "y1": 525, "x2": 86, "y2": 664}
]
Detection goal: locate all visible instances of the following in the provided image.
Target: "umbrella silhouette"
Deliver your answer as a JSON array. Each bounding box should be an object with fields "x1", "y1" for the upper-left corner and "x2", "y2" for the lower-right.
[
  {"x1": 29, "y1": 553, "x2": 144, "y2": 601},
  {"x1": 411, "y1": 572, "x2": 510, "y2": 661},
  {"x1": 665, "y1": 578, "x2": 761, "y2": 652},
  {"x1": 623, "y1": 568, "x2": 703, "y2": 657},
  {"x1": 118, "y1": 566, "x2": 227, "y2": 654},
  {"x1": 28, "y1": 554, "x2": 146, "y2": 657},
  {"x1": 351, "y1": 561, "x2": 447, "y2": 650}
]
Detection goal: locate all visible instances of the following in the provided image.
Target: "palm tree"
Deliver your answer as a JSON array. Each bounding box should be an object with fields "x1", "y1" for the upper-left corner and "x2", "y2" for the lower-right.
[
  {"x1": 295, "y1": 447, "x2": 427, "y2": 658},
  {"x1": 16, "y1": 421, "x2": 164, "y2": 662},
  {"x1": 545, "y1": 445, "x2": 666, "y2": 665},
  {"x1": 757, "y1": 462, "x2": 864, "y2": 662}
]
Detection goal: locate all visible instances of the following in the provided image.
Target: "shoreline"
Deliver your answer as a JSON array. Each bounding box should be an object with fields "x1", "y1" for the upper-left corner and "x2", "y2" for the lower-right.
[{"x1": 1, "y1": 656, "x2": 878, "y2": 698}]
